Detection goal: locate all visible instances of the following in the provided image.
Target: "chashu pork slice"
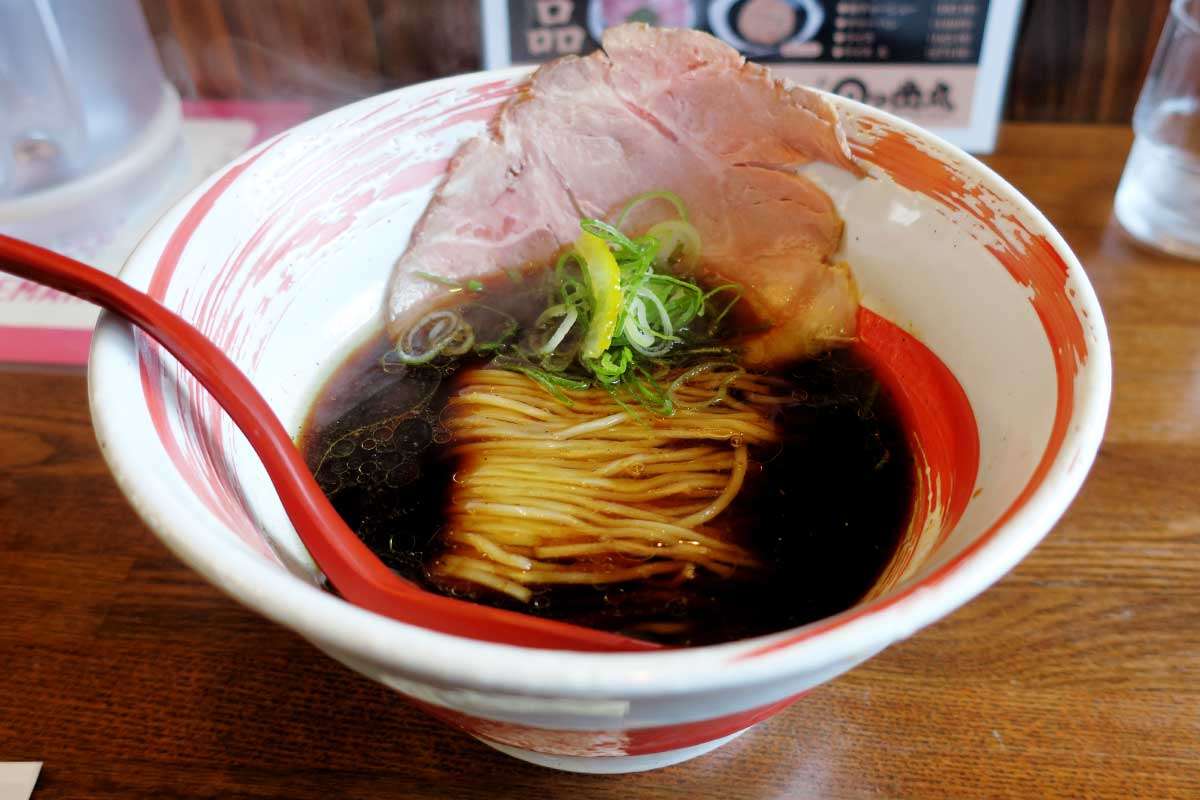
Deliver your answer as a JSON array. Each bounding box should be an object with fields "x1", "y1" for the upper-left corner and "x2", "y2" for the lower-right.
[{"x1": 386, "y1": 23, "x2": 862, "y2": 368}]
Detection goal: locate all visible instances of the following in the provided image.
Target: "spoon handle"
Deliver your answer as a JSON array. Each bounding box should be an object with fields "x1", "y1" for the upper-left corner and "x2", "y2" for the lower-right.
[{"x1": 0, "y1": 234, "x2": 659, "y2": 652}]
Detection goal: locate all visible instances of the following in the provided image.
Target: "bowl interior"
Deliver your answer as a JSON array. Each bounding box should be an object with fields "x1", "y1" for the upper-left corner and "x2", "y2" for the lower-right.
[{"x1": 89, "y1": 70, "x2": 1109, "y2": 667}]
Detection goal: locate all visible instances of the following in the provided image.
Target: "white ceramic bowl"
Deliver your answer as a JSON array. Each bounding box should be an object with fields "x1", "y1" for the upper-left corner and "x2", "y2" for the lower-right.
[{"x1": 89, "y1": 67, "x2": 1111, "y2": 773}]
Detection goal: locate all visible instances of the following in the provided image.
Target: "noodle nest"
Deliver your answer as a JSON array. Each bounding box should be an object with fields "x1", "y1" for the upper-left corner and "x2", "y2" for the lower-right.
[{"x1": 432, "y1": 365, "x2": 793, "y2": 602}]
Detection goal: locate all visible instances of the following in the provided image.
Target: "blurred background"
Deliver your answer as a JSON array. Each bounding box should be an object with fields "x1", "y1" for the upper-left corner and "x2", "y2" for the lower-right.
[{"x1": 140, "y1": 0, "x2": 1167, "y2": 123}]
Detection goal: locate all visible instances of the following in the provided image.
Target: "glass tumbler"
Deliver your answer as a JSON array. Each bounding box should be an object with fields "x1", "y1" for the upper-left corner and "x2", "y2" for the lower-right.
[{"x1": 1114, "y1": 0, "x2": 1200, "y2": 260}]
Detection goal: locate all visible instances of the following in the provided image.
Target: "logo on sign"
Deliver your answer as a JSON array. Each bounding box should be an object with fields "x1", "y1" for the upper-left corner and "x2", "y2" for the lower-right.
[
  {"x1": 831, "y1": 76, "x2": 957, "y2": 114},
  {"x1": 708, "y1": 0, "x2": 825, "y2": 57}
]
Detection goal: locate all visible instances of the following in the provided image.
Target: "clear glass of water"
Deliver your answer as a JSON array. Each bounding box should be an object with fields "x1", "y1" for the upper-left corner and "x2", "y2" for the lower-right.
[{"x1": 1114, "y1": 0, "x2": 1200, "y2": 260}]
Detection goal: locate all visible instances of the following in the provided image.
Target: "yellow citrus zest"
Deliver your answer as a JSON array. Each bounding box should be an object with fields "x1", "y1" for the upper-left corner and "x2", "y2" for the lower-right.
[{"x1": 576, "y1": 230, "x2": 622, "y2": 359}]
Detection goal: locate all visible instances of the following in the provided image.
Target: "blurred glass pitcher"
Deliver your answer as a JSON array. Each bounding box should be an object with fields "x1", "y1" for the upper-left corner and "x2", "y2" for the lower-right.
[
  {"x1": 1114, "y1": 0, "x2": 1200, "y2": 260},
  {"x1": 0, "y1": 0, "x2": 181, "y2": 246}
]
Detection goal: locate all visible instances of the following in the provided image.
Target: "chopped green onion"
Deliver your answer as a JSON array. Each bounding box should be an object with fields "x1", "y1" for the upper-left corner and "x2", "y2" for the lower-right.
[
  {"x1": 413, "y1": 270, "x2": 466, "y2": 292},
  {"x1": 414, "y1": 273, "x2": 485, "y2": 294},
  {"x1": 580, "y1": 218, "x2": 642, "y2": 255},
  {"x1": 668, "y1": 361, "x2": 744, "y2": 409},
  {"x1": 646, "y1": 220, "x2": 702, "y2": 270},
  {"x1": 703, "y1": 284, "x2": 743, "y2": 326},
  {"x1": 615, "y1": 190, "x2": 689, "y2": 232},
  {"x1": 491, "y1": 355, "x2": 590, "y2": 404},
  {"x1": 586, "y1": 346, "x2": 633, "y2": 384},
  {"x1": 534, "y1": 304, "x2": 579, "y2": 354},
  {"x1": 394, "y1": 192, "x2": 746, "y2": 413},
  {"x1": 394, "y1": 310, "x2": 468, "y2": 364}
]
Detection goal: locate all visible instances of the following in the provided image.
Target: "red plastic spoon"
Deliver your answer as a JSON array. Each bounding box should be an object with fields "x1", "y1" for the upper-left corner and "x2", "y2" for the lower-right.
[{"x1": 0, "y1": 234, "x2": 660, "y2": 652}]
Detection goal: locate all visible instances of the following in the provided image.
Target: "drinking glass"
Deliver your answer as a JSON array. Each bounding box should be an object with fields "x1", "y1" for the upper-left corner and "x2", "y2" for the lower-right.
[{"x1": 1114, "y1": 0, "x2": 1200, "y2": 260}]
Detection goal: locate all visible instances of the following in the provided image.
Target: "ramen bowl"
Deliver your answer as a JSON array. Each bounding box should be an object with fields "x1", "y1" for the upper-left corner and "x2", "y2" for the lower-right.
[{"x1": 89, "y1": 68, "x2": 1110, "y2": 773}]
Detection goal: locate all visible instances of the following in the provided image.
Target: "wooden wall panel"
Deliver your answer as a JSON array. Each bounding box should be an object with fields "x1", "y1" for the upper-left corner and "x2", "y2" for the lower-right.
[
  {"x1": 138, "y1": 0, "x2": 1176, "y2": 123},
  {"x1": 140, "y1": 0, "x2": 480, "y2": 111},
  {"x1": 1005, "y1": 0, "x2": 1172, "y2": 123}
]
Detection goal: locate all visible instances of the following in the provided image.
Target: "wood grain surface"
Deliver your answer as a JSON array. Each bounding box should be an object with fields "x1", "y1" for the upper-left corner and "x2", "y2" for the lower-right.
[
  {"x1": 1, "y1": 124, "x2": 1197, "y2": 798},
  {"x1": 1006, "y1": 0, "x2": 1172, "y2": 123},
  {"x1": 137, "y1": 0, "x2": 1174, "y2": 123}
]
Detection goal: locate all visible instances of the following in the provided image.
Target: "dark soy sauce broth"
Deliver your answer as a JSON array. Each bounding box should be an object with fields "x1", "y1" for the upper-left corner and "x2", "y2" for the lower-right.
[{"x1": 299, "y1": 290, "x2": 914, "y2": 647}]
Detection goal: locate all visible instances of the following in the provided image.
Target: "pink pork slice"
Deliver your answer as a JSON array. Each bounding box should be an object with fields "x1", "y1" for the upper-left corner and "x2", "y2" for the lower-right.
[{"x1": 386, "y1": 23, "x2": 863, "y2": 367}]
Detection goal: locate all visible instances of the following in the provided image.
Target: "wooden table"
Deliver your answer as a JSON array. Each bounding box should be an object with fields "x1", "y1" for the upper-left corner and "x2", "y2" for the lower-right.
[{"x1": 1, "y1": 124, "x2": 1196, "y2": 799}]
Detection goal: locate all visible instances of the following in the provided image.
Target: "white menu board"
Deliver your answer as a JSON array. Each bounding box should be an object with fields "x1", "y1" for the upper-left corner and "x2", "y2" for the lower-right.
[{"x1": 481, "y1": 0, "x2": 1024, "y2": 153}]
